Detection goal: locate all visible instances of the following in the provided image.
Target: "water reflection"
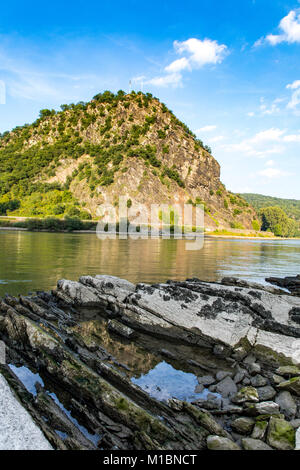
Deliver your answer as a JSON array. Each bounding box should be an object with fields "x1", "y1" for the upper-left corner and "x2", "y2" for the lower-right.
[{"x1": 0, "y1": 230, "x2": 300, "y2": 296}]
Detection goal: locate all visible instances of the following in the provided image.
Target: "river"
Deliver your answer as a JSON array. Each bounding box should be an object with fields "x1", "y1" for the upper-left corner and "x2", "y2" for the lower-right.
[{"x1": 0, "y1": 230, "x2": 300, "y2": 297}]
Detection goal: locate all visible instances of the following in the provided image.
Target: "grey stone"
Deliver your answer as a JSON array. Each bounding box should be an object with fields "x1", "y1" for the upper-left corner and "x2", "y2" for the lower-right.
[
  {"x1": 275, "y1": 391, "x2": 297, "y2": 420},
  {"x1": 243, "y1": 354, "x2": 257, "y2": 365},
  {"x1": 290, "y1": 419, "x2": 300, "y2": 429},
  {"x1": 234, "y1": 370, "x2": 246, "y2": 384},
  {"x1": 253, "y1": 401, "x2": 280, "y2": 415},
  {"x1": 267, "y1": 416, "x2": 296, "y2": 450},
  {"x1": 194, "y1": 384, "x2": 205, "y2": 393},
  {"x1": 257, "y1": 385, "x2": 276, "y2": 401},
  {"x1": 242, "y1": 377, "x2": 251, "y2": 385},
  {"x1": 215, "y1": 376, "x2": 237, "y2": 398},
  {"x1": 277, "y1": 377, "x2": 300, "y2": 396},
  {"x1": 216, "y1": 370, "x2": 232, "y2": 381},
  {"x1": 232, "y1": 386, "x2": 259, "y2": 404},
  {"x1": 231, "y1": 417, "x2": 255, "y2": 435},
  {"x1": 197, "y1": 375, "x2": 215, "y2": 386},
  {"x1": 107, "y1": 319, "x2": 135, "y2": 339},
  {"x1": 251, "y1": 374, "x2": 268, "y2": 387},
  {"x1": 241, "y1": 438, "x2": 272, "y2": 450},
  {"x1": 207, "y1": 435, "x2": 240, "y2": 450},
  {"x1": 0, "y1": 374, "x2": 52, "y2": 450},
  {"x1": 251, "y1": 420, "x2": 268, "y2": 439},
  {"x1": 272, "y1": 374, "x2": 284, "y2": 385},
  {"x1": 248, "y1": 362, "x2": 261, "y2": 376},
  {"x1": 276, "y1": 366, "x2": 300, "y2": 377}
]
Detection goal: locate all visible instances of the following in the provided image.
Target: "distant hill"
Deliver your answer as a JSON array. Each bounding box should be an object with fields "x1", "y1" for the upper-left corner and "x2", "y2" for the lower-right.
[
  {"x1": 0, "y1": 90, "x2": 257, "y2": 230},
  {"x1": 240, "y1": 193, "x2": 300, "y2": 222}
]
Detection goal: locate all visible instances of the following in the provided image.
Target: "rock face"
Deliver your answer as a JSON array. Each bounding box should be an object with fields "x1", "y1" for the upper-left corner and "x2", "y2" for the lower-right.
[
  {"x1": 0, "y1": 92, "x2": 257, "y2": 230},
  {"x1": 266, "y1": 275, "x2": 300, "y2": 297},
  {"x1": 0, "y1": 274, "x2": 300, "y2": 450}
]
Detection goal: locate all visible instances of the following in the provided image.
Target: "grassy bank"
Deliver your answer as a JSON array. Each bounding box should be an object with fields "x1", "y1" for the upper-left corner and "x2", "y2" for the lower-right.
[{"x1": 0, "y1": 217, "x2": 97, "y2": 232}]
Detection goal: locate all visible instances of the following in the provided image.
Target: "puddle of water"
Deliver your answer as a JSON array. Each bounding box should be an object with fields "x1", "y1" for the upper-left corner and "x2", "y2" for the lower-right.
[
  {"x1": 49, "y1": 391, "x2": 100, "y2": 446},
  {"x1": 8, "y1": 363, "x2": 100, "y2": 446},
  {"x1": 131, "y1": 361, "x2": 220, "y2": 403},
  {"x1": 9, "y1": 364, "x2": 44, "y2": 395}
]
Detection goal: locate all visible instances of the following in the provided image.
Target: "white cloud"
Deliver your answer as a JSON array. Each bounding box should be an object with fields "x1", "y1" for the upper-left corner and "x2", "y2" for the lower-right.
[
  {"x1": 209, "y1": 135, "x2": 224, "y2": 143},
  {"x1": 141, "y1": 37, "x2": 228, "y2": 88},
  {"x1": 263, "y1": 10, "x2": 300, "y2": 45},
  {"x1": 247, "y1": 112, "x2": 255, "y2": 117},
  {"x1": 195, "y1": 125, "x2": 217, "y2": 132},
  {"x1": 146, "y1": 73, "x2": 182, "y2": 88},
  {"x1": 165, "y1": 57, "x2": 190, "y2": 73},
  {"x1": 170, "y1": 38, "x2": 227, "y2": 71},
  {"x1": 283, "y1": 133, "x2": 300, "y2": 142},
  {"x1": 287, "y1": 80, "x2": 300, "y2": 90},
  {"x1": 286, "y1": 80, "x2": 300, "y2": 110},
  {"x1": 265, "y1": 159, "x2": 275, "y2": 166},
  {"x1": 258, "y1": 168, "x2": 291, "y2": 178},
  {"x1": 250, "y1": 128, "x2": 285, "y2": 143}
]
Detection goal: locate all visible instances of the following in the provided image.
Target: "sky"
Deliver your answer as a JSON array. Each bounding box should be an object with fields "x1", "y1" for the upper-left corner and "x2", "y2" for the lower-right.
[{"x1": 0, "y1": 0, "x2": 300, "y2": 199}]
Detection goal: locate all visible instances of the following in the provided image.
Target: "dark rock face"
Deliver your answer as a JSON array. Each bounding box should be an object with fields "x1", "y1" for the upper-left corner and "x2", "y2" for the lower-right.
[
  {"x1": 266, "y1": 275, "x2": 300, "y2": 296},
  {"x1": 0, "y1": 274, "x2": 300, "y2": 450}
]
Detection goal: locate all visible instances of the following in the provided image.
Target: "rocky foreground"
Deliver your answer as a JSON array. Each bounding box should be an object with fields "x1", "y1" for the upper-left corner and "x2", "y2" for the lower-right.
[{"x1": 1, "y1": 275, "x2": 300, "y2": 450}]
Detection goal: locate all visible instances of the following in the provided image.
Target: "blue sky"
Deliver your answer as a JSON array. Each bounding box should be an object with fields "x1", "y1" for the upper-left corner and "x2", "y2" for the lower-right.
[{"x1": 0, "y1": 0, "x2": 300, "y2": 198}]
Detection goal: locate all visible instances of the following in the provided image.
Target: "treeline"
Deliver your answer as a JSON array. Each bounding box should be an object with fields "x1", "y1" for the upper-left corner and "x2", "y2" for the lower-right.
[
  {"x1": 241, "y1": 193, "x2": 300, "y2": 222},
  {"x1": 259, "y1": 206, "x2": 299, "y2": 238}
]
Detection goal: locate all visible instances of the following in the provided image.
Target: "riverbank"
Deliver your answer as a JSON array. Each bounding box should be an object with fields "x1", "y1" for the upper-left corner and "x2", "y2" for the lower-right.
[
  {"x1": 0, "y1": 225, "x2": 296, "y2": 240},
  {"x1": 0, "y1": 274, "x2": 300, "y2": 450}
]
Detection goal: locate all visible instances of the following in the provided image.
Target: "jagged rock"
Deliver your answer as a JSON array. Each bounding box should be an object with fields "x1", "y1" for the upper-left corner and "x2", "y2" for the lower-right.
[
  {"x1": 243, "y1": 354, "x2": 257, "y2": 365},
  {"x1": 192, "y1": 394, "x2": 222, "y2": 411},
  {"x1": 275, "y1": 391, "x2": 297, "y2": 420},
  {"x1": 277, "y1": 377, "x2": 300, "y2": 396},
  {"x1": 276, "y1": 365, "x2": 300, "y2": 377},
  {"x1": 2, "y1": 274, "x2": 300, "y2": 451},
  {"x1": 267, "y1": 417, "x2": 296, "y2": 450},
  {"x1": 232, "y1": 386, "x2": 259, "y2": 404},
  {"x1": 272, "y1": 374, "x2": 284, "y2": 385},
  {"x1": 107, "y1": 319, "x2": 135, "y2": 339},
  {"x1": 231, "y1": 417, "x2": 255, "y2": 434},
  {"x1": 251, "y1": 420, "x2": 268, "y2": 439},
  {"x1": 241, "y1": 438, "x2": 272, "y2": 450},
  {"x1": 242, "y1": 377, "x2": 251, "y2": 385},
  {"x1": 247, "y1": 401, "x2": 280, "y2": 416},
  {"x1": 197, "y1": 375, "x2": 215, "y2": 386},
  {"x1": 290, "y1": 419, "x2": 300, "y2": 429},
  {"x1": 234, "y1": 369, "x2": 246, "y2": 384},
  {"x1": 257, "y1": 385, "x2": 276, "y2": 401},
  {"x1": 216, "y1": 370, "x2": 232, "y2": 381},
  {"x1": 207, "y1": 435, "x2": 240, "y2": 450},
  {"x1": 248, "y1": 363, "x2": 261, "y2": 376},
  {"x1": 251, "y1": 374, "x2": 268, "y2": 387},
  {"x1": 266, "y1": 275, "x2": 300, "y2": 296},
  {"x1": 215, "y1": 376, "x2": 237, "y2": 398}
]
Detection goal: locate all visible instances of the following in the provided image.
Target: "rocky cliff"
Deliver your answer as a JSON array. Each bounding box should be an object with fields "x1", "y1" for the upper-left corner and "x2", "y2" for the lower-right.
[{"x1": 0, "y1": 91, "x2": 257, "y2": 230}]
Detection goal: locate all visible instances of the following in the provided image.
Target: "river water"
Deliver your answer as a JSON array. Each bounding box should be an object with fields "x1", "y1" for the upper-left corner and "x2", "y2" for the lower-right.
[{"x1": 0, "y1": 230, "x2": 300, "y2": 297}]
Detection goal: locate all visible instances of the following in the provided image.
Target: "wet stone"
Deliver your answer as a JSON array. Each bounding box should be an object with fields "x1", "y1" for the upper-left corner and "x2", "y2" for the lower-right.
[
  {"x1": 251, "y1": 374, "x2": 268, "y2": 387},
  {"x1": 257, "y1": 385, "x2": 276, "y2": 401}
]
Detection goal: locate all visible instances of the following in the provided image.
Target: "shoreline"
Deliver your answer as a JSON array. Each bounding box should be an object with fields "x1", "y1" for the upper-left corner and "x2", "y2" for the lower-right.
[{"x1": 0, "y1": 225, "x2": 299, "y2": 240}]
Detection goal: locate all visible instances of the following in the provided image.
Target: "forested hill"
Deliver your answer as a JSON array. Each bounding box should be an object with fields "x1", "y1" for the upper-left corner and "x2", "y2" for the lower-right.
[
  {"x1": 241, "y1": 193, "x2": 300, "y2": 222},
  {"x1": 0, "y1": 90, "x2": 257, "y2": 230}
]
